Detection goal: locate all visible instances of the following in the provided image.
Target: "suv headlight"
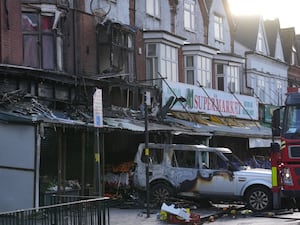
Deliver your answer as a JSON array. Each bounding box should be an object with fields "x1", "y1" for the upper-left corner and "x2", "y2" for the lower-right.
[{"x1": 283, "y1": 168, "x2": 293, "y2": 186}]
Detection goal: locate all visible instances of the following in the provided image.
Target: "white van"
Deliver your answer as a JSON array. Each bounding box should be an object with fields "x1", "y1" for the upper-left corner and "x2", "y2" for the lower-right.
[{"x1": 133, "y1": 143, "x2": 272, "y2": 211}]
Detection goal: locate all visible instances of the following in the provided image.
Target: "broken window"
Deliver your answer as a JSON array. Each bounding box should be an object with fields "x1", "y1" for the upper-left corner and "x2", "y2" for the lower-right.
[
  {"x1": 22, "y1": 8, "x2": 64, "y2": 71},
  {"x1": 172, "y1": 150, "x2": 196, "y2": 168},
  {"x1": 208, "y1": 152, "x2": 227, "y2": 170},
  {"x1": 97, "y1": 22, "x2": 135, "y2": 81},
  {"x1": 141, "y1": 148, "x2": 163, "y2": 164}
]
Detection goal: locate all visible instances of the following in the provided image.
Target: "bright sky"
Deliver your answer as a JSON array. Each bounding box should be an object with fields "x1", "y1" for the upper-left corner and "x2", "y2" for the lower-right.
[{"x1": 228, "y1": 0, "x2": 300, "y2": 34}]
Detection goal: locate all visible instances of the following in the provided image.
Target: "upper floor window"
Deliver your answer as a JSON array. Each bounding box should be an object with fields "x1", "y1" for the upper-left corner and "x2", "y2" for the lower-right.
[
  {"x1": 197, "y1": 56, "x2": 211, "y2": 88},
  {"x1": 291, "y1": 46, "x2": 297, "y2": 65},
  {"x1": 214, "y1": 15, "x2": 224, "y2": 42},
  {"x1": 276, "y1": 81, "x2": 284, "y2": 105},
  {"x1": 257, "y1": 32, "x2": 263, "y2": 52},
  {"x1": 216, "y1": 64, "x2": 224, "y2": 91},
  {"x1": 146, "y1": 43, "x2": 178, "y2": 86},
  {"x1": 257, "y1": 75, "x2": 265, "y2": 102},
  {"x1": 227, "y1": 66, "x2": 239, "y2": 93},
  {"x1": 184, "y1": 55, "x2": 212, "y2": 88},
  {"x1": 97, "y1": 22, "x2": 135, "y2": 81},
  {"x1": 216, "y1": 64, "x2": 239, "y2": 93},
  {"x1": 146, "y1": 43, "x2": 158, "y2": 84},
  {"x1": 185, "y1": 56, "x2": 194, "y2": 85},
  {"x1": 161, "y1": 44, "x2": 178, "y2": 82},
  {"x1": 22, "y1": 11, "x2": 63, "y2": 71},
  {"x1": 184, "y1": 0, "x2": 195, "y2": 31},
  {"x1": 146, "y1": 0, "x2": 160, "y2": 18}
]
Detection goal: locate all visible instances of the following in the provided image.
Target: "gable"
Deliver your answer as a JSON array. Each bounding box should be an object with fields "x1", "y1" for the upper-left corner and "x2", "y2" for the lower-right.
[
  {"x1": 207, "y1": 0, "x2": 232, "y2": 52},
  {"x1": 256, "y1": 21, "x2": 269, "y2": 55},
  {"x1": 274, "y1": 33, "x2": 285, "y2": 61}
]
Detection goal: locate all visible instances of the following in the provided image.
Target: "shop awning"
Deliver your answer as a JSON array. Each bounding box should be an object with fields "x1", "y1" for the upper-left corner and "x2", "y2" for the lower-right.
[
  {"x1": 165, "y1": 113, "x2": 272, "y2": 139},
  {"x1": 103, "y1": 117, "x2": 212, "y2": 136}
]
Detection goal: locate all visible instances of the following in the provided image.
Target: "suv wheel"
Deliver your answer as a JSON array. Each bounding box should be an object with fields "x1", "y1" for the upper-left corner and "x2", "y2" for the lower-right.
[
  {"x1": 151, "y1": 183, "x2": 173, "y2": 204},
  {"x1": 245, "y1": 186, "x2": 272, "y2": 211}
]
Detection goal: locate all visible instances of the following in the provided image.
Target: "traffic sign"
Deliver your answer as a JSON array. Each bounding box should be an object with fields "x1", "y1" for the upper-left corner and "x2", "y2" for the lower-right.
[{"x1": 93, "y1": 89, "x2": 103, "y2": 127}]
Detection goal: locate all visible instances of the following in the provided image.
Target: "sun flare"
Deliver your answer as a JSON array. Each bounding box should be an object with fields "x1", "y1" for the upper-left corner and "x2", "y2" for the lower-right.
[{"x1": 228, "y1": 0, "x2": 300, "y2": 33}]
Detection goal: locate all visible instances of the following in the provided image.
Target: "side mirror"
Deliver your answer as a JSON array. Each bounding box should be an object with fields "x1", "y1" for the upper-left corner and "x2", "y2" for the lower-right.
[{"x1": 272, "y1": 108, "x2": 281, "y2": 137}]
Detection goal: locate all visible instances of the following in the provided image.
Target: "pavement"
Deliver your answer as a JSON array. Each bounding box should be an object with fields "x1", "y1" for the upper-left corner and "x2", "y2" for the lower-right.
[{"x1": 109, "y1": 205, "x2": 300, "y2": 225}]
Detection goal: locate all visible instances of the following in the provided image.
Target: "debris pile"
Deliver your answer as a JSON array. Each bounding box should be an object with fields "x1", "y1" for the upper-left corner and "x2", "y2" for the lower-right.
[{"x1": 159, "y1": 202, "x2": 201, "y2": 224}]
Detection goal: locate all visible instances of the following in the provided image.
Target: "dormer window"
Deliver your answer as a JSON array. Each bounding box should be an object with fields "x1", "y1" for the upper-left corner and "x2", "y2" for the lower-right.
[
  {"x1": 146, "y1": 0, "x2": 160, "y2": 18},
  {"x1": 184, "y1": 0, "x2": 195, "y2": 32},
  {"x1": 257, "y1": 32, "x2": 263, "y2": 52},
  {"x1": 214, "y1": 15, "x2": 224, "y2": 42},
  {"x1": 291, "y1": 46, "x2": 297, "y2": 65}
]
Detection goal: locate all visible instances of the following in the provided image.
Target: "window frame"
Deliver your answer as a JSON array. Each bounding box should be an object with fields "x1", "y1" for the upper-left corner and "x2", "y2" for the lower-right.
[
  {"x1": 216, "y1": 64, "x2": 224, "y2": 91},
  {"x1": 22, "y1": 10, "x2": 62, "y2": 71},
  {"x1": 184, "y1": 0, "x2": 195, "y2": 32},
  {"x1": 160, "y1": 43, "x2": 178, "y2": 82},
  {"x1": 172, "y1": 150, "x2": 197, "y2": 168},
  {"x1": 227, "y1": 65, "x2": 239, "y2": 94},
  {"x1": 257, "y1": 32, "x2": 263, "y2": 52},
  {"x1": 146, "y1": 0, "x2": 160, "y2": 18},
  {"x1": 146, "y1": 43, "x2": 159, "y2": 84},
  {"x1": 184, "y1": 55, "x2": 212, "y2": 88},
  {"x1": 197, "y1": 56, "x2": 212, "y2": 88},
  {"x1": 257, "y1": 75, "x2": 265, "y2": 102},
  {"x1": 184, "y1": 55, "x2": 195, "y2": 85},
  {"x1": 214, "y1": 14, "x2": 224, "y2": 42},
  {"x1": 146, "y1": 43, "x2": 178, "y2": 85}
]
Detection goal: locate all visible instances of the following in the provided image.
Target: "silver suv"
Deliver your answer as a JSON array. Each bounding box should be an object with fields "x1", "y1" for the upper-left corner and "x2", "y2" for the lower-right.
[{"x1": 133, "y1": 143, "x2": 272, "y2": 212}]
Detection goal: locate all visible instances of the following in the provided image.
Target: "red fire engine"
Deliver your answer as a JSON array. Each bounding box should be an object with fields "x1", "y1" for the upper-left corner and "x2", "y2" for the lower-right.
[{"x1": 271, "y1": 88, "x2": 300, "y2": 209}]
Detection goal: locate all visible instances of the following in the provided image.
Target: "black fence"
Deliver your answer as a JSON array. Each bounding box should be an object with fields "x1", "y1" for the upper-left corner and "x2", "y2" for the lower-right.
[{"x1": 0, "y1": 196, "x2": 110, "y2": 225}]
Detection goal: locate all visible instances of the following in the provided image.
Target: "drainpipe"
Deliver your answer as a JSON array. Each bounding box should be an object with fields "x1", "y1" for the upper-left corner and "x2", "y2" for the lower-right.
[
  {"x1": 73, "y1": 1, "x2": 78, "y2": 75},
  {"x1": 0, "y1": 1, "x2": 2, "y2": 62},
  {"x1": 35, "y1": 123, "x2": 42, "y2": 208}
]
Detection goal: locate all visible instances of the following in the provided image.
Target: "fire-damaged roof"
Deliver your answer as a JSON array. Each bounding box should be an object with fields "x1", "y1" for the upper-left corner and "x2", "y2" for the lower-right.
[
  {"x1": 0, "y1": 90, "x2": 211, "y2": 136},
  {"x1": 0, "y1": 87, "x2": 272, "y2": 139},
  {"x1": 165, "y1": 112, "x2": 272, "y2": 139}
]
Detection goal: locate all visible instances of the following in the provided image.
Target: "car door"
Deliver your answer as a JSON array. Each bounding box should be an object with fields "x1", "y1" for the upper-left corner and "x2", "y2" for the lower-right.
[
  {"x1": 133, "y1": 146, "x2": 165, "y2": 188},
  {"x1": 196, "y1": 151, "x2": 236, "y2": 195},
  {"x1": 166, "y1": 149, "x2": 199, "y2": 192}
]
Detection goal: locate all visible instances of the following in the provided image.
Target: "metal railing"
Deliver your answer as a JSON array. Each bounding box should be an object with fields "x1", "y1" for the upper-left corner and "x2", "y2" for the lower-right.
[{"x1": 0, "y1": 196, "x2": 110, "y2": 225}]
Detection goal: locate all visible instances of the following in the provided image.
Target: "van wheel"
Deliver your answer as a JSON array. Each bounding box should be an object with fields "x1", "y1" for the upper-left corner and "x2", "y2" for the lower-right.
[
  {"x1": 245, "y1": 186, "x2": 272, "y2": 212},
  {"x1": 151, "y1": 183, "x2": 173, "y2": 205}
]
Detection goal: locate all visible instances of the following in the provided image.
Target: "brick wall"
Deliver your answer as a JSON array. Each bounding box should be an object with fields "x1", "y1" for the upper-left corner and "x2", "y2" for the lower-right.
[{"x1": 0, "y1": 0, "x2": 22, "y2": 64}]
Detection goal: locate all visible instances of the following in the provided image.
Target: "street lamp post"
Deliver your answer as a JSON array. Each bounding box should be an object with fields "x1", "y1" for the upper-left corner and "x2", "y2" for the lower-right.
[{"x1": 144, "y1": 91, "x2": 150, "y2": 218}]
